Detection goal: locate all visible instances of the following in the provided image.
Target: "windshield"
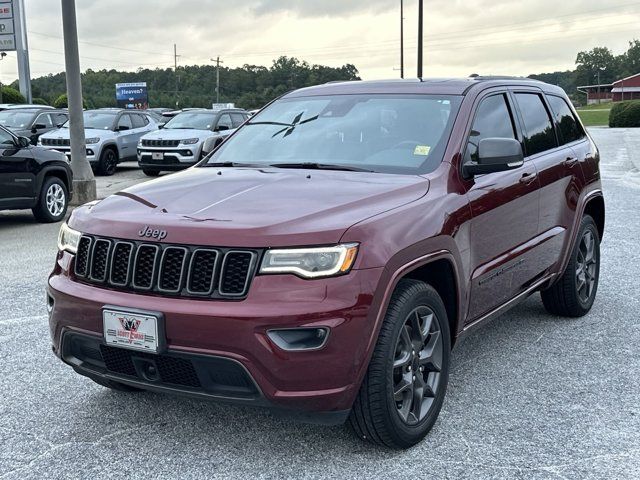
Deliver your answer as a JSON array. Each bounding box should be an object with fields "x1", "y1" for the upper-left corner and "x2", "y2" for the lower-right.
[
  {"x1": 205, "y1": 94, "x2": 461, "y2": 174},
  {"x1": 163, "y1": 112, "x2": 216, "y2": 130},
  {"x1": 0, "y1": 110, "x2": 36, "y2": 128},
  {"x1": 62, "y1": 112, "x2": 116, "y2": 130}
]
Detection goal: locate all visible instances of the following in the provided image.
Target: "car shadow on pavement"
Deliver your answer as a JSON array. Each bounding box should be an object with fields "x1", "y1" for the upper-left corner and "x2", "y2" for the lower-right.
[{"x1": 63, "y1": 295, "x2": 570, "y2": 459}]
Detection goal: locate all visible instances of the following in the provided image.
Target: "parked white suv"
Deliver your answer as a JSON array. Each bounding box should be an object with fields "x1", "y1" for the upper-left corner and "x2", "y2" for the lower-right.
[
  {"x1": 38, "y1": 108, "x2": 159, "y2": 176},
  {"x1": 136, "y1": 108, "x2": 248, "y2": 176}
]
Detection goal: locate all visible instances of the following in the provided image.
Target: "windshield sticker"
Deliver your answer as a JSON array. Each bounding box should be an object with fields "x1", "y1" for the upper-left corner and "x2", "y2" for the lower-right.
[{"x1": 414, "y1": 145, "x2": 431, "y2": 156}]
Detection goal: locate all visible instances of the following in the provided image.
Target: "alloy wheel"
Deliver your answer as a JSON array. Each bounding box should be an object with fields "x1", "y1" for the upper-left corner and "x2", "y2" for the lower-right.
[
  {"x1": 46, "y1": 183, "x2": 66, "y2": 217},
  {"x1": 576, "y1": 230, "x2": 597, "y2": 303},
  {"x1": 105, "y1": 150, "x2": 117, "y2": 174},
  {"x1": 392, "y1": 306, "x2": 443, "y2": 425}
]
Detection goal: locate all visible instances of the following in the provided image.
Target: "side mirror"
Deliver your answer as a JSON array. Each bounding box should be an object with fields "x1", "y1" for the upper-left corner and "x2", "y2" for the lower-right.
[
  {"x1": 17, "y1": 136, "x2": 31, "y2": 148},
  {"x1": 117, "y1": 125, "x2": 130, "y2": 131},
  {"x1": 215, "y1": 124, "x2": 230, "y2": 132},
  {"x1": 463, "y1": 138, "x2": 524, "y2": 177},
  {"x1": 158, "y1": 123, "x2": 165, "y2": 129},
  {"x1": 33, "y1": 123, "x2": 47, "y2": 130}
]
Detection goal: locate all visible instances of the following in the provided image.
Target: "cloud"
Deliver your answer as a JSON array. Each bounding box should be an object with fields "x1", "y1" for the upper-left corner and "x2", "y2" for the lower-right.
[{"x1": 3, "y1": 0, "x2": 638, "y2": 84}]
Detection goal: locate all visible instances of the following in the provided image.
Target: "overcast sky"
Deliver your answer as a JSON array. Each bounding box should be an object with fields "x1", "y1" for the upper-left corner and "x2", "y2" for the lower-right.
[{"x1": 2, "y1": 0, "x2": 639, "y2": 84}]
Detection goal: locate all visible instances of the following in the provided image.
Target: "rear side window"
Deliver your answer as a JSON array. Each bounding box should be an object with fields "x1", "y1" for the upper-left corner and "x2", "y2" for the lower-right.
[
  {"x1": 465, "y1": 94, "x2": 516, "y2": 163},
  {"x1": 546, "y1": 95, "x2": 584, "y2": 145},
  {"x1": 131, "y1": 114, "x2": 145, "y2": 128},
  {"x1": 231, "y1": 113, "x2": 245, "y2": 128},
  {"x1": 53, "y1": 113, "x2": 68, "y2": 126},
  {"x1": 514, "y1": 93, "x2": 557, "y2": 156}
]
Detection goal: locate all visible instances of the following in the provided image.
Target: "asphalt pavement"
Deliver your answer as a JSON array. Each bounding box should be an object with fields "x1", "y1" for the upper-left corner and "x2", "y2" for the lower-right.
[{"x1": 0, "y1": 132, "x2": 639, "y2": 479}]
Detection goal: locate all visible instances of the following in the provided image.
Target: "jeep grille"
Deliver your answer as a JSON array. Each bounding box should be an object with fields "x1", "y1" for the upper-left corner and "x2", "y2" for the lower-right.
[{"x1": 73, "y1": 235, "x2": 260, "y2": 299}]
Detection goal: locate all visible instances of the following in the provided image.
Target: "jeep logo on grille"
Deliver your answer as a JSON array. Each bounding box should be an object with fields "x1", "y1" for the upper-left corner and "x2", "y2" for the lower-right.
[{"x1": 138, "y1": 225, "x2": 167, "y2": 240}]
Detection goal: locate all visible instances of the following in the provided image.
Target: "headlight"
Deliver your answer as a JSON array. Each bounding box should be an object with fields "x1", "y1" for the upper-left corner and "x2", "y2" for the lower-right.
[
  {"x1": 180, "y1": 138, "x2": 199, "y2": 145},
  {"x1": 85, "y1": 137, "x2": 100, "y2": 144},
  {"x1": 57, "y1": 223, "x2": 81, "y2": 254},
  {"x1": 260, "y1": 243, "x2": 358, "y2": 279}
]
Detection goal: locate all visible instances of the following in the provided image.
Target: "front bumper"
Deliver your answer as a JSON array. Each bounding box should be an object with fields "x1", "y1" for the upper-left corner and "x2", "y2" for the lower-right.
[
  {"x1": 137, "y1": 146, "x2": 201, "y2": 170},
  {"x1": 42, "y1": 146, "x2": 98, "y2": 164},
  {"x1": 48, "y1": 251, "x2": 383, "y2": 420}
]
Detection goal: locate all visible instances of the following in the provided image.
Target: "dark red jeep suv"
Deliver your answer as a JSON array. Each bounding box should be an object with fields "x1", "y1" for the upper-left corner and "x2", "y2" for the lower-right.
[{"x1": 48, "y1": 77, "x2": 604, "y2": 449}]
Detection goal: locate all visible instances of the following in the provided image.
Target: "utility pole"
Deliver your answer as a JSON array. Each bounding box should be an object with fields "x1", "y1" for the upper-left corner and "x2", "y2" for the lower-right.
[
  {"x1": 14, "y1": 0, "x2": 32, "y2": 102},
  {"x1": 400, "y1": 0, "x2": 404, "y2": 78},
  {"x1": 61, "y1": 0, "x2": 96, "y2": 204},
  {"x1": 174, "y1": 44, "x2": 180, "y2": 108},
  {"x1": 0, "y1": 52, "x2": 6, "y2": 104},
  {"x1": 210, "y1": 56, "x2": 223, "y2": 104},
  {"x1": 417, "y1": 0, "x2": 424, "y2": 78}
]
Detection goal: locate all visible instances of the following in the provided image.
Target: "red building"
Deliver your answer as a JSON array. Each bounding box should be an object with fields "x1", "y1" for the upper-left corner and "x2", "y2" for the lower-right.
[
  {"x1": 611, "y1": 73, "x2": 640, "y2": 102},
  {"x1": 578, "y1": 73, "x2": 640, "y2": 104}
]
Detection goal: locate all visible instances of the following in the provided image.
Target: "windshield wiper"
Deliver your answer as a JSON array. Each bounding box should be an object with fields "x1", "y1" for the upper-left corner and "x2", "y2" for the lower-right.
[
  {"x1": 246, "y1": 112, "x2": 320, "y2": 138},
  {"x1": 269, "y1": 162, "x2": 374, "y2": 173},
  {"x1": 205, "y1": 161, "x2": 269, "y2": 168}
]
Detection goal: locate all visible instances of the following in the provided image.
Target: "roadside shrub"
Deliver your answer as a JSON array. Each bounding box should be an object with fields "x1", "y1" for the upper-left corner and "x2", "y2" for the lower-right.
[
  {"x1": 32, "y1": 97, "x2": 50, "y2": 106},
  {"x1": 53, "y1": 93, "x2": 90, "y2": 109},
  {"x1": 0, "y1": 86, "x2": 26, "y2": 104},
  {"x1": 609, "y1": 100, "x2": 640, "y2": 127}
]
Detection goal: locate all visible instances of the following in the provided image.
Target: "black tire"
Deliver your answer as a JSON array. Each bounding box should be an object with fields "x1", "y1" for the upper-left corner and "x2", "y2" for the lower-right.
[
  {"x1": 142, "y1": 168, "x2": 160, "y2": 177},
  {"x1": 90, "y1": 376, "x2": 141, "y2": 392},
  {"x1": 32, "y1": 176, "x2": 68, "y2": 223},
  {"x1": 541, "y1": 215, "x2": 600, "y2": 317},
  {"x1": 96, "y1": 147, "x2": 118, "y2": 176},
  {"x1": 349, "y1": 279, "x2": 451, "y2": 449}
]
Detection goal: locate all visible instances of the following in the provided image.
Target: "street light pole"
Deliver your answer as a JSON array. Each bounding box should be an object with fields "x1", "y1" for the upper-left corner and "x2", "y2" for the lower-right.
[
  {"x1": 61, "y1": 0, "x2": 95, "y2": 205},
  {"x1": 211, "y1": 56, "x2": 223, "y2": 104},
  {"x1": 400, "y1": 0, "x2": 404, "y2": 79},
  {"x1": 417, "y1": 0, "x2": 424, "y2": 78}
]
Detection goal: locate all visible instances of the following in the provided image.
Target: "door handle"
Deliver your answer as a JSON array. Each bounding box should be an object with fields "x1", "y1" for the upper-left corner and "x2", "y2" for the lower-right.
[
  {"x1": 519, "y1": 172, "x2": 538, "y2": 184},
  {"x1": 563, "y1": 156, "x2": 579, "y2": 167}
]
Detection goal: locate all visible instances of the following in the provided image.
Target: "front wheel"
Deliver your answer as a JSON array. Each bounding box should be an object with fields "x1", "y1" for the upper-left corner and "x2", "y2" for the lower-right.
[
  {"x1": 96, "y1": 147, "x2": 118, "y2": 176},
  {"x1": 349, "y1": 279, "x2": 451, "y2": 449},
  {"x1": 32, "y1": 177, "x2": 68, "y2": 223},
  {"x1": 540, "y1": 215, "x2": 600, "y2": 317}
]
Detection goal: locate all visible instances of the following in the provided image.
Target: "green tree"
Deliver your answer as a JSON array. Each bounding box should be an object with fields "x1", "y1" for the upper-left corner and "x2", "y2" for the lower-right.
[
  {"x1": 0, "y1": 86, "x2": 26, "y2": 103},
  {"x1": 575, "y1": 47, "x2": 619, "y2": 86}
]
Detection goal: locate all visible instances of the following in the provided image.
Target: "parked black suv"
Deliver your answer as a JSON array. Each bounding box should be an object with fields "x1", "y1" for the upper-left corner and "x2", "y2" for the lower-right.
[
  {"x1": 0, "y1": 125, "x2": 72, "y2": 222},
  {"x1": 0, "y1": 108, "x2": 68, "y2": 145}
]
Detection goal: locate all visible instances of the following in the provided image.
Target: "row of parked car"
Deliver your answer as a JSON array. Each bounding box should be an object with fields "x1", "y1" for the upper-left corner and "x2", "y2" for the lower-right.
[
  {"x1": 0, "y1": 104, "x2": 251, "y2": 224},
  {"x1": 36, "y1": 107, "x2": 250, "y2": 176}
]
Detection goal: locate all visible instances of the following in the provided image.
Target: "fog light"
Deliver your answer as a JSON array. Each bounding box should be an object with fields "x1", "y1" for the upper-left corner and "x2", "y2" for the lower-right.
[
  {"x1": 86, "y1": 149, "x2": 94, "y2": 156},
  {"x1": 267, "y1": 327, "x2": 329, "y2": 351},
  {"x1": 46, "y1": 294, "x2": 54, "y2": 315}
]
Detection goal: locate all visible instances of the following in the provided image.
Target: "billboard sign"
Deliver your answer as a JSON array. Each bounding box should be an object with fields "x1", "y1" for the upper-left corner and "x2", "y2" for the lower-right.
[
  {"x1": 115, "y1": 82, "x2": 148, "y2": 109},
  {"x1": 0, "y1": 0, "x2": 16, "y2": 52}
]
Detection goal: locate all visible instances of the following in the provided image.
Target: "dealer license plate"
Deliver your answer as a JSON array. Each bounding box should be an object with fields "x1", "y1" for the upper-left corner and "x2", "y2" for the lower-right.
[
  {"x1": 152, "y1": 152, "x2": 164, "y2": 160},
  {"x1": 103, "y1": 308, "x2": 159, "y2": 353}
]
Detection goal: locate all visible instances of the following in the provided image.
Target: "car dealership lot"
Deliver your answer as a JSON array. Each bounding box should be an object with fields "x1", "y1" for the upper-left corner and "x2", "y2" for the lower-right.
[{"x1": 1, "y1": 130, "x2": 639, "y2": 479}]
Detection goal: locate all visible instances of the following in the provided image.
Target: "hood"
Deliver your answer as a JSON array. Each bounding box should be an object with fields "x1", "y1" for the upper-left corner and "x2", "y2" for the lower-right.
[
  {"x1": 141, "y1": 128, "x2": 216, "y2": 142},
  {"x1": 40, "y1": 127, "x2": 112, "y2": 141},
  {"x1": 70, "y1": 166, "x2": 430, "y2": 247}
]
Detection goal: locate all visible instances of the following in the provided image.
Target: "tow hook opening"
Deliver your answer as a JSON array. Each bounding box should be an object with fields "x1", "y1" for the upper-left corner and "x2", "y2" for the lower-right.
[
  {"x1": 132, "y1": 357, "x2": 161, "y2": 382},
  {"x1": 267, "y1": 327, "x2": 329, "y2": 351}
]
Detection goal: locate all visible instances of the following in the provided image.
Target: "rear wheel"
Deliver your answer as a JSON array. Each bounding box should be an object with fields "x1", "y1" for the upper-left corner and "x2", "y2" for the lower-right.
[
  {"x1": 142, "y1": 169, "x2": 160, "y2": 177},
  {"x1": 96, "y1": 147, "x2": 118, "y2": 176},
  {"x1": 32, "y1": 176, "x2": 68, "y2": 223},
  {"x1": 541, "y1": 215, "x2": 600, "y2": 317},
  {"x1": 349, "y1": 279, "x2": 451, "y2": 449}
]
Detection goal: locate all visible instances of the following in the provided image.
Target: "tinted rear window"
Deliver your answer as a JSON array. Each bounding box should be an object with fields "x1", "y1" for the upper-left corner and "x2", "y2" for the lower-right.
[
  {"x1": 514, "y1": 93, "x2": 557, "y2": 156},
  {"x1": 547, "y1": 95, "x2": 584, "y2": 145}
]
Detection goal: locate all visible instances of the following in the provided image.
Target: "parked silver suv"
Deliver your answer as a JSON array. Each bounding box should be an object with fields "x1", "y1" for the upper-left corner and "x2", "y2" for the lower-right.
[
  {"x1": 136, "y1": 108, "x2": 248, "y2": 176},
  {"x1": 38, "y1": 108, "x2": 159, "y2": 175}
]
